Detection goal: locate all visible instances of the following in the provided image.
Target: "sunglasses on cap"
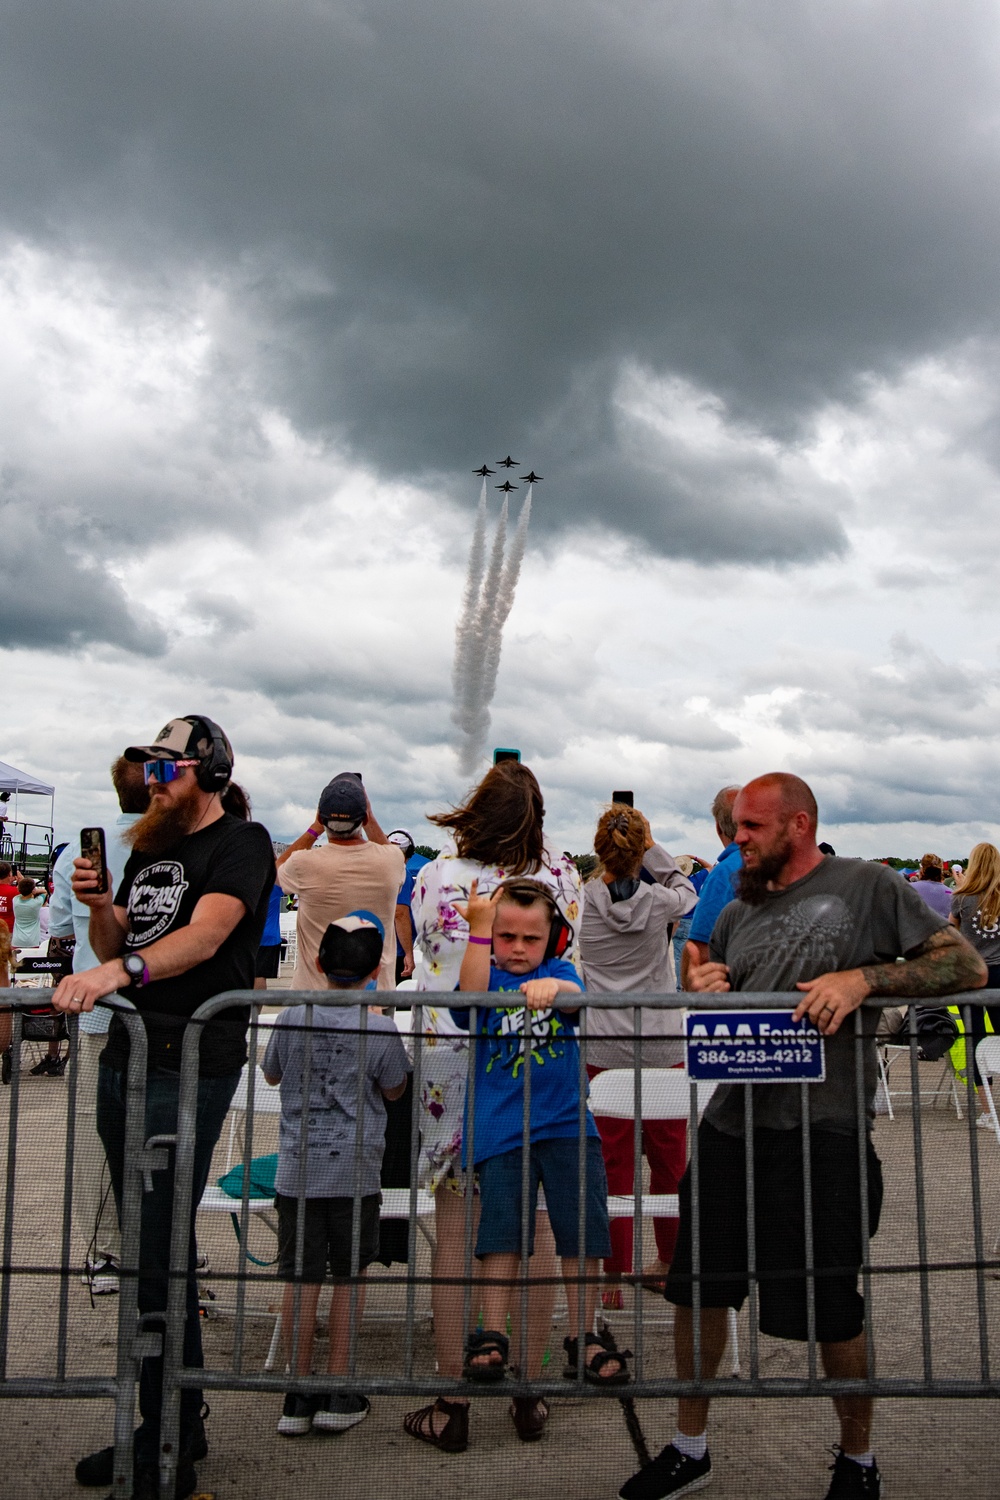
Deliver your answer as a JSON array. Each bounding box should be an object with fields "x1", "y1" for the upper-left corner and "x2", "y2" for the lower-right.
[{"x1": 143, "y1": 758, "x2": 199, "y2": 785}]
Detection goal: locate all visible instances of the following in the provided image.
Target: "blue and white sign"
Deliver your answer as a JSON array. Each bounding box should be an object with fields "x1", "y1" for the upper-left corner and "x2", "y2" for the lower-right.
[{"x1": 686, "y1": 1010, "x2": 825, "y2": 1083}]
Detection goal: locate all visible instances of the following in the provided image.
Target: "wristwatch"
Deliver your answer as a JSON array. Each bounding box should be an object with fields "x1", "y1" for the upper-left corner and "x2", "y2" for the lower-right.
[{"x1": 122, "y1": 952, "x2": 150, "y2": 988}]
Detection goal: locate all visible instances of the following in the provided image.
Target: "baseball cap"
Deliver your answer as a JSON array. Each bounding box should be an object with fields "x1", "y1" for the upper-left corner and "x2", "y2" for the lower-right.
[
  {"x1": 317, "y1": 910, "x2": 385, "y2": 980},
  {"x1": 387, "y1": 829, "x2": 415, "y2": 855},
  {"x1": 124, "y1": 716, "x2": 233, "y2": 766},
  {"x1": 318, "y1": 773, "x2": 367, "y2": 833}
]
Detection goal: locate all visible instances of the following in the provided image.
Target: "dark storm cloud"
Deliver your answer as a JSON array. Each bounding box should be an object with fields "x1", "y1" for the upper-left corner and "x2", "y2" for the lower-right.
[{"x1": 3, "y1": 0, "x2": 1000, "y2": 639}]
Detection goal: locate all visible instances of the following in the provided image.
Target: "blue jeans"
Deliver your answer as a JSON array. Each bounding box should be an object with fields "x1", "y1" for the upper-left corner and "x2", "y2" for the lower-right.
[
  {"x1": 672, "y1": 917, "x2": 693, "y2": 991},
  {"x1": 475, "y1": 1136, "x2": 612, "y2": 1259},
  {"x1": 97, "y1": 1061, "x2": 239, "y2": 1460}
]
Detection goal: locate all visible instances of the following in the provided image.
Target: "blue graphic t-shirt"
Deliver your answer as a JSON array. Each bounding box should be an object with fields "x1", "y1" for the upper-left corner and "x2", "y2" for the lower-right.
[{"x1": 451, "y1": 957, "x2": 599, "y2": 1166}]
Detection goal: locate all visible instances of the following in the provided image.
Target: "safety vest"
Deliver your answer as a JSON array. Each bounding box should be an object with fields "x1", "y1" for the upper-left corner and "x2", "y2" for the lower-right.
[{"x1": 948, "y1": 1004, "x2": 995, "y2": 1084}]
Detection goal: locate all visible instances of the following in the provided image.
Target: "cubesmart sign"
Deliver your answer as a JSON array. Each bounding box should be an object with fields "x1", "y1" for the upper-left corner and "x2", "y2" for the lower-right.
[{"x1": 686, "y1": 1011, "x2": 825, "y2": 1083}]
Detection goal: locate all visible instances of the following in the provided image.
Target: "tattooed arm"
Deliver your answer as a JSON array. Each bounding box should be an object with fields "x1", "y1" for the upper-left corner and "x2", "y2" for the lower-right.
[{"x1": 792, "y1": 926, "x2": 987, "y2": 1036}]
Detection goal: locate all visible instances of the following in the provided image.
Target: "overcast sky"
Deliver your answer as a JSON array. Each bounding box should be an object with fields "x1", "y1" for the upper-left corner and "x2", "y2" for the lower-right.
[{"x1": 3, "y1": 0, "x2": 1000, "y2": 860}]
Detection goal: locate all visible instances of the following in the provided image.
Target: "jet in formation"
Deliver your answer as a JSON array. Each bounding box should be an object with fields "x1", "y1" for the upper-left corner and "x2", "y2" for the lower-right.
[
  {"x1": 473, "y1": 465, "x2": 495, "y2": 476},
  {"x1": 496, "y1": 455, "x2": 519, "y2": 468},
  {"x1": 519, "y1": 471, "x2": 542, "y2": 484},
  {"x1": 496, "y1": 480, "x2": 519, "y2": 492}
]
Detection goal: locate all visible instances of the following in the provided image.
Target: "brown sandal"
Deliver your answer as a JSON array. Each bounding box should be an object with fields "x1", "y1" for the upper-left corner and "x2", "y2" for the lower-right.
[
  {"x1": 510, "y1": 1396, "x2": 549, "y2": 1442},
  {"x1": 403, "y1": 1397, "x2": 470, "y2": 1453}
]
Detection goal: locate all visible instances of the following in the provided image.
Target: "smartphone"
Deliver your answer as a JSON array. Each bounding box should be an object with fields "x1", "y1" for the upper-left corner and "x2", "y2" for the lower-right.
[
  {"x1": 80, "y1": 827, "x2": 109, "y2": 895},
  {"x1": 612, "y1": 790, "x2": 634, "y2": 807},
  {"x1": 493, "y1": 748, "x2": 521, "y2": 765}
]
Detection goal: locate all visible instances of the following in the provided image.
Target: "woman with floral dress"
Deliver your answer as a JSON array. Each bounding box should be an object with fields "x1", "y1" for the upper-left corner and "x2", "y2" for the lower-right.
[{"x1": 402, "y1": 761, "x2": 583, "y2": 1452}]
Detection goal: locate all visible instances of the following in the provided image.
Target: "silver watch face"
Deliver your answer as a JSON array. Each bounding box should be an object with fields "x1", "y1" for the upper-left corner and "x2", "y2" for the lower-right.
[{"x1": 124, "y1": 954, "x2": 144, "y2": 979}]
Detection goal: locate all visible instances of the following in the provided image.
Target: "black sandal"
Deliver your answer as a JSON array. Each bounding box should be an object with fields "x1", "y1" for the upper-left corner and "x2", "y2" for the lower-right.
[
  {"x1": 402, "y1": 1397, "x2": 469, "y2": 1453},
  {"x1": 462, "y1": 1328, "x2": 509, "y2": 1382},
  {"x1": 562, "y1": 1332, "x2": 632, "y2": 1386}
]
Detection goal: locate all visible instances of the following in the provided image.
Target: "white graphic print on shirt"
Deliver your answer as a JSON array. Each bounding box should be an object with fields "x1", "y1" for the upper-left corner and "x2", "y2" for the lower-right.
[{"x1": 126, "y1": 861, "x2": 189, "y2": 944}]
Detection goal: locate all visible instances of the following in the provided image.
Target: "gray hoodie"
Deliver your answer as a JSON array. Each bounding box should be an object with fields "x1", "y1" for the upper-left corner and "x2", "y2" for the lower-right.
[{"x1": 580, "y1": 844, "x2": 696, "y2": 1070}]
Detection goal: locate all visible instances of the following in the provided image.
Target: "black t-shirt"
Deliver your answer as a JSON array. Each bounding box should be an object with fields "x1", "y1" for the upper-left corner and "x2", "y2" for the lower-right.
[{"x1": 103, "y1": 814, "x2": 275, "y2": 1076}]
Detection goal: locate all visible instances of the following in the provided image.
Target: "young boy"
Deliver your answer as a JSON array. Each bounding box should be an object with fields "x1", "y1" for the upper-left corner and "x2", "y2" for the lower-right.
[
  {"x1": 451, "y1": 878, "x2": 628, "y2": 1385},
  {"x1": 262, "y1": 911, "x2": 409, "y2": 1437}
]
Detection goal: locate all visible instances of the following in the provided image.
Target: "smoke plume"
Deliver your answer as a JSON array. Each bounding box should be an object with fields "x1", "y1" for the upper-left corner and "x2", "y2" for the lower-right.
[{"x1": 451, "y1": 483, "x2": 533, "y2": 776}]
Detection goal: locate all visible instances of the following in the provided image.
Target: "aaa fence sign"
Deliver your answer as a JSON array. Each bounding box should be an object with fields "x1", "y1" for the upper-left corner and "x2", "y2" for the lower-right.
[{"x1": 686, "y1": 1010, "x2": 826, "y2": 1083}]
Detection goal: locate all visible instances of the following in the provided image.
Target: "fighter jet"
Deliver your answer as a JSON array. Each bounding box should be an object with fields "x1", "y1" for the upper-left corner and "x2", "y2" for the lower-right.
[
  {"x1": 519, "y1": 471, "x2": 543, "y2": 484},
  {"x1": 495, "y1": 480, "x2": 519, "y2": 492},
  {"x1": 496, "y1": 455, "x2": 519, "y2": 468},
  {"x1": 473, "y1": 465, "x2": 495, "y2": 476}
]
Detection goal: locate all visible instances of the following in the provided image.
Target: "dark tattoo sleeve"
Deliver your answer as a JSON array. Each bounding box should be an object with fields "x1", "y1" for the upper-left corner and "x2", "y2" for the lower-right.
[{"x1": 861, "y1": 926, "x2": 987, "y2": 999}]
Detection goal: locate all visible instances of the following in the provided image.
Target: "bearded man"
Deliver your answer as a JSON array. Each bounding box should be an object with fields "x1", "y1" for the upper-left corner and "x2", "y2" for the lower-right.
[
  {"x1": 621, "y1": 772, "x2": 985, "y2": 1500},
  {"x1": 51, "y1": 716, "x2": 274, "y2": 1500}
]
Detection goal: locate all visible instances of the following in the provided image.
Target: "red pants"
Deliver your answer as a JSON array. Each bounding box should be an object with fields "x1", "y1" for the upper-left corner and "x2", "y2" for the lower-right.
[{"x1": 587, "y1": 1064, "x2": 687, "y2": 1275}]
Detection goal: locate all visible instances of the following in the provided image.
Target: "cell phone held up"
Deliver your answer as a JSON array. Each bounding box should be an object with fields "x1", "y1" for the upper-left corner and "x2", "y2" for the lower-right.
[
  {"x1": 612, "y1": 790, "x2": 634, "y2": 808},
  {"x1": 79, "y1": 827, "x2": 109, "y2": 895}
]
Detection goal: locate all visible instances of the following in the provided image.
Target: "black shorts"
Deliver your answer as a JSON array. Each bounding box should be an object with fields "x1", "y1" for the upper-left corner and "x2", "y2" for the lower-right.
[
  {"x1": 665, "y1": 1122, "x2": 883, "y2": 1344},
  {"x1": 254, "y1": 944, "x2": 282, "y2": 979},
  {"x1": 276, "y1": 1193, "x2": 381, "y2": 1282}
]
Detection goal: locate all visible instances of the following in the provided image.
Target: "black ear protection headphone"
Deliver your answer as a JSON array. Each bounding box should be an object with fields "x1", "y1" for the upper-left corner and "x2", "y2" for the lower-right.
[
  {"x1": 186, "y1": 714, "x2": 233, "y2": 793},
  {"x1": 497, "y1": 878, "x2": 573, "y2": 962}
]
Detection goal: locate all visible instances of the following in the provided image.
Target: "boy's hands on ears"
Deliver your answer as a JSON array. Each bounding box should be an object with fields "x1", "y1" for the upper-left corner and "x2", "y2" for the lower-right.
[
  {"x1": 453, "y1": 878, "x2": 502, "y2": 938},
  {"x1": 520, "y1": 977, "x2": 560, "y2": 1009}
]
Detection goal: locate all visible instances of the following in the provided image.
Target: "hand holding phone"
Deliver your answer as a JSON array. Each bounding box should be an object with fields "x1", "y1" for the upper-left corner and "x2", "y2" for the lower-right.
[{"x1": 79, "y1": 827, "x2": 109, "y2": 896}]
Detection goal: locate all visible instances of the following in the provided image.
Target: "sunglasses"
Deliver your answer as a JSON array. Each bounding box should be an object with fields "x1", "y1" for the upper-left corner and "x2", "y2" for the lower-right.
[{"x1": 143, "y1": 758, "x2": 198, "y2": 785}]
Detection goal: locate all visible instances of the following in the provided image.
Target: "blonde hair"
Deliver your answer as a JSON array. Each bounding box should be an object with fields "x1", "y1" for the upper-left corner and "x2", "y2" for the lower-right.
[
  {"x1": 959, "y1": 842, "x2": 1000, "y2": 928},
  {"x1": 594, "y1": 803, "x2": 647, "y2": 882}
]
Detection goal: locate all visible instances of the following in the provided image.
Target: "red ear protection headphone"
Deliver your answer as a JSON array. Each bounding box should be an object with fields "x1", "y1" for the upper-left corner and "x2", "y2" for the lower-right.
[{"x1": 496, "y1": 878, "x2": 573, "y2": 962}]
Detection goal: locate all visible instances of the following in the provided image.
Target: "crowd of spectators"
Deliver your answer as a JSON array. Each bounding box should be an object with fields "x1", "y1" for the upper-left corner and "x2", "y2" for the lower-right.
[{"x1": 2, "y1": 721, "x2": 995, "y2": 1500}]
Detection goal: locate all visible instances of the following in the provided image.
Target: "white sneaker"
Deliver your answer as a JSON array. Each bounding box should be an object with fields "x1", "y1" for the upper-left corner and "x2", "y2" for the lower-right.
[
  {"x1": 976, "y1": 1113, "x2": 998, "y2": 1134},
  {"x1": 277, "y1": 1393, "x2": 324, "y2": 1436},
  {"x1": 82, "y1": 1256, "x2": 120, "y2": 1295},
  {"x1": 312, "y1": 1393, "x2": 370, "y2": 1432}
]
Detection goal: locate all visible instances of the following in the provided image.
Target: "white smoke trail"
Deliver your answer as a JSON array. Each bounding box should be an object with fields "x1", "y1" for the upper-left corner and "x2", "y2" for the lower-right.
[
  {"x1": 451, "y1": 480, "x2": 488, "y2": 714},
  {"x1": 451, "y1": 484, "x2": 532, "y2": 777},
  {"x1": 479, "y1": 490, "x2": 532, "y2": 712}
]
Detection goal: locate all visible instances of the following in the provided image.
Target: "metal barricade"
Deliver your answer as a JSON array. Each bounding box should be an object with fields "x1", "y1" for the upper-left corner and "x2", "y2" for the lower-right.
[
  {"x1": 0, "y1": 992, "x2": 148, "y2": 1499},
  {"x1": 135, "y1": 989, "x2": 1000, "y2": 1499}
]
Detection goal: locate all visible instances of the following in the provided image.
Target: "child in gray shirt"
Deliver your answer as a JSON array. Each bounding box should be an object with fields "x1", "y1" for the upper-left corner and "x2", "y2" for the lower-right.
[{"x1": 263, "y1": 911, "x2": 409, "y2": 1438}]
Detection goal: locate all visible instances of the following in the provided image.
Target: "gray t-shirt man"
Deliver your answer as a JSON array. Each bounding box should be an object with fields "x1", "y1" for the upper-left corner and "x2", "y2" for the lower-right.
[
  {"x1": 704, "y1": 857, "x2": 945, "y2": 1136},
  {"x1": 263, "y1": 1005, "x2": 410, "y2": 1197}
]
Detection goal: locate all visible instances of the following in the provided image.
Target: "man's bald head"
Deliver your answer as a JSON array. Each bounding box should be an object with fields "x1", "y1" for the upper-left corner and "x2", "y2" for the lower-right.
[{"x1": 741, "y1": 773, "x2": 818, "y2": 834}]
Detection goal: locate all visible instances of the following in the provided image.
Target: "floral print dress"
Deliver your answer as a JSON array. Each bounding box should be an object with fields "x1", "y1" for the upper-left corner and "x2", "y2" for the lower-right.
[{"x1": 409, "y1": 839, "x2": 583, "y2": 1192}]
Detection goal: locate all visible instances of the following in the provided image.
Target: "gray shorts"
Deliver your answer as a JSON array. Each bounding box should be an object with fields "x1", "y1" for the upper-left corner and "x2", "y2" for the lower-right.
[{"x1": 276, "y1": 1193, "x2": 381, "y2": 1282}]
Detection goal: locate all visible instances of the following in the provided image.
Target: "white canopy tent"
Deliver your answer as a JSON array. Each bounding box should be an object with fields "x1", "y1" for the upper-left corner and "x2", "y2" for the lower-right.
[{"x1": 0, "y1": 759, "x2": 55, "y2": 870}]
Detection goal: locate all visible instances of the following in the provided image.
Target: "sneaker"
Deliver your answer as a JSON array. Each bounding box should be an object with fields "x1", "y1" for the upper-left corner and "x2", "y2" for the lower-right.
[
  {"x1": 823, "y1": 1449, "x2": 882, "y2": 1499},
  {"x1": 75, "y1": 1410, "x2": 208, "y2": 1486},
  {"x1": 619, "y1": 1443, "x2": 712, "y2": 1499},
  {"x1": 81, "y1": 1255, "x2": 120, "y2": 1295},
  {"x1": 312, "y1": 1393, "x2": 371, "y2": 1432},
  {"x1": 976, "y1": 1113, "x2": 998, "y2": 1133},
  {"x1": 29, "y1": 1055, "x2": 59, "y2": 1076},
  {"x1": 277, "y1": 1392, "x2": 325, "y2": 1436}
]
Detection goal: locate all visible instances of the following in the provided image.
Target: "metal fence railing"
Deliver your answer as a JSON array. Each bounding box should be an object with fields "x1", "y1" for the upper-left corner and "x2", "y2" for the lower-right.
[
  {"x1": 0, "y1": 994, "x2": 149, "y2": 1498},
  {"x1": 3, "y1": 988, "x2": 1000, "y2": 1500}
]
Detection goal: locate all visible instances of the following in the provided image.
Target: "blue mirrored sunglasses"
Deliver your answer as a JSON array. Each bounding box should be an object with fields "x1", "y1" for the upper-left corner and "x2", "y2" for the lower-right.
[{"x1": 143, "y1": 758, "x2": 198, "y2": 785}]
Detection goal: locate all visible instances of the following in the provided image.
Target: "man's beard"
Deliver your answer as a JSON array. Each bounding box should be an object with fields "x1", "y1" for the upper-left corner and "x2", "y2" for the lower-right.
[
  {"x1": 124, "y1": 783, "x2": 202, "y2": 856},
  {"x1": 737, "y1": 839, "x2": 794, "y2": 906}
]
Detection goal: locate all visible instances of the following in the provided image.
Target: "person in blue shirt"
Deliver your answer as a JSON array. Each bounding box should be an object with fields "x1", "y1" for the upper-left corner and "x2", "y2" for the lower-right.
[
  {"x1": 681, "y1": 785, "x2": 742, "y2": 988},
  {"x1": 387, "y1": 829, "x2": 430, "y2": 981},
  {"x1": 450, "y1": 877, "x2": 628, "y2": 1392},
  {"x1": 254, "y1": 880, "x2": 285, "y2": 988}
]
